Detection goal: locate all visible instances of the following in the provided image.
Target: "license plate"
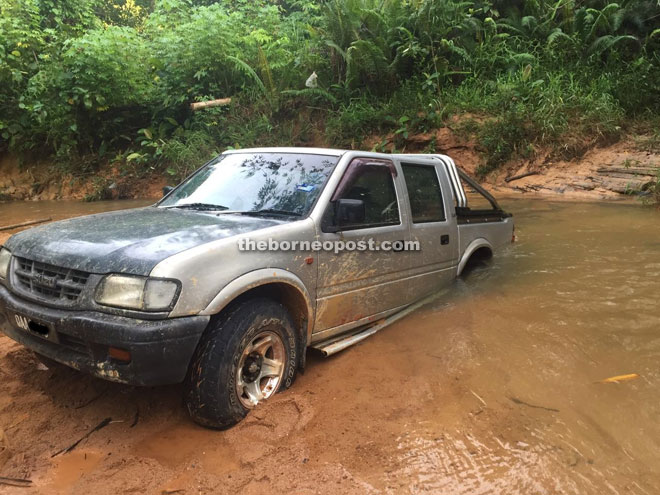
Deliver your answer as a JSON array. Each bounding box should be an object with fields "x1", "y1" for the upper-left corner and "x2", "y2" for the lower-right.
[
  {"x1": 11, "y1": 312, "x2": 52, "y2": 339},
  {"x1": 12, "y1": 312, "x2": 31, "y2": 331}
]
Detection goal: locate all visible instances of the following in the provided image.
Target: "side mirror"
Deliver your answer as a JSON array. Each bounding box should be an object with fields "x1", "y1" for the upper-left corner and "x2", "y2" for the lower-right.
[
  {"x1": 162, "y1": 186, "x2": 174, "y2": 197},
  {"x1": 327, "y1": 199, "x2": 365, "y2": 232}
]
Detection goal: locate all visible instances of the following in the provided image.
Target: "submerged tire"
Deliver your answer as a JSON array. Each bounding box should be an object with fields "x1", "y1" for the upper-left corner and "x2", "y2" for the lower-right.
[{"x1": 184, "y1": 298, "x2": 298, "y2": 429}]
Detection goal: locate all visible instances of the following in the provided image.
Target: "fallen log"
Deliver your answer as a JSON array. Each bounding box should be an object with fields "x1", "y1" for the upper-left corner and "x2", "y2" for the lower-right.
[
  {"x1": 505, "y1": 171, "x2": 539, "y2": 183},
  {"x1": 0, "y1": 217, "x2": 51, "y2": 232},
  {"x1": 596, "y1": 167, "x2": 659, "y2": 176},
  {"x1": 190, "y1": 98, "x2": 231, "y2": 111}
]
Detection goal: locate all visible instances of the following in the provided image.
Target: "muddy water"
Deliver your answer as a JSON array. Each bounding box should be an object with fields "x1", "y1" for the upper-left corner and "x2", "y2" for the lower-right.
[
  {"x1": 374, "y1": 199, "x2": 660, "y2": 494},
  {"x1": 0, "y1": 198, "x2": 659, "y2": 494},
  {"x1": 0, "y1": 199, "x2": 153, "y2": 244}
]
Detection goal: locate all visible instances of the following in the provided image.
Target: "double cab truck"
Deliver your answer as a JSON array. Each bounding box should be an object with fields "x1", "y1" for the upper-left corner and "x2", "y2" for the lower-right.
[{"x1": 0, "y1": 148, "x2": 513, "y2": 428}]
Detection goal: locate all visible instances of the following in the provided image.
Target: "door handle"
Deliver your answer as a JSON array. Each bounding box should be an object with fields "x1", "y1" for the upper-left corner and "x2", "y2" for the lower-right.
[{"x1": 441, "y1": 234, "x2": 450, "y2": 245}]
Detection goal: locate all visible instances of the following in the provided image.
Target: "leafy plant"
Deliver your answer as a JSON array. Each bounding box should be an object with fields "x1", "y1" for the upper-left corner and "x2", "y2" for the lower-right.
[{"x1": 0, "y1": 0, "x2": 658, "y2": 181}]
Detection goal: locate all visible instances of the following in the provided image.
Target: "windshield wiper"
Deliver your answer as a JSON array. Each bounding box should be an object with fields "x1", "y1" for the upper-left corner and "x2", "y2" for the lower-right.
[
  {"x1": 237, "y1": 208, "x2": 302, "y2": 217},
  {"x1": 163, "y1": 203, "x2": 229, "y2": 211}
]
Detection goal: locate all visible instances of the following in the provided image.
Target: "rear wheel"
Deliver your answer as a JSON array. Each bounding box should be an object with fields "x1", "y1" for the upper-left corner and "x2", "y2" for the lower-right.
[{"x1": 184, "y1": 298, "x2": 298, "y2": 429}]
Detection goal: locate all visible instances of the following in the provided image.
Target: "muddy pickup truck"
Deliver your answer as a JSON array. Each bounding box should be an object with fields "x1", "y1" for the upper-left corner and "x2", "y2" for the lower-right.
[{"x1": 0, "y1": 148, "x2": 513, "y2": 428}]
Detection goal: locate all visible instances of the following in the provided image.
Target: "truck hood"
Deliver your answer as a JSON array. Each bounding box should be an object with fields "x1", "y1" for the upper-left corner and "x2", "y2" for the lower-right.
[{"x1": 4, "y1": 207, "x2": 285, "y2": 275}]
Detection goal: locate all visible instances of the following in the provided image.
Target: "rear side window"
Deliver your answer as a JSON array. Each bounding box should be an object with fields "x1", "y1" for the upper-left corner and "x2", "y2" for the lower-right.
[{"x1": 402, "y1": 163, "x2": 446, "y2": 223}]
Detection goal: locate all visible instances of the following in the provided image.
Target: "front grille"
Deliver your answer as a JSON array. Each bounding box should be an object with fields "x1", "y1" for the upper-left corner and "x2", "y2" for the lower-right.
[{"x1": 13, "y1": 257, "x2": 90, "y2": 303}]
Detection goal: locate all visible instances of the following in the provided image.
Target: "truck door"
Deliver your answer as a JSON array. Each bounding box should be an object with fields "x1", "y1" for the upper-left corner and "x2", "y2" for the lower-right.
[
  {"x1": 313, "y1": 158, "x2": 415, "y2": 335},
  {"x1": 400, "y1": 161, "x2": 459, "y2": 300}
]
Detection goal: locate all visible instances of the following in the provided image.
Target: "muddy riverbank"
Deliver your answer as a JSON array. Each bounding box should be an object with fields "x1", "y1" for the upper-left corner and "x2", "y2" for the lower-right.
[
  {"x1": 1, "y1": 198, "x2": 659, "y2": 494},
  {"x1": 1, "y1": 134, "x2": 658, "y2": 204}
]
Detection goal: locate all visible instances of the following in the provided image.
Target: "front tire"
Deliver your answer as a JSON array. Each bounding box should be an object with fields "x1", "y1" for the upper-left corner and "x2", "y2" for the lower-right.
[{"x1": 184, "y1": 298, "x2": 298, "y2": 429}]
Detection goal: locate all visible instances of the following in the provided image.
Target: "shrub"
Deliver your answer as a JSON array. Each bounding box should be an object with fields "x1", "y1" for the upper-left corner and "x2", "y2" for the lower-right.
[{"x1": 0, "y1": 0, "x2": 658, "y2": 178}]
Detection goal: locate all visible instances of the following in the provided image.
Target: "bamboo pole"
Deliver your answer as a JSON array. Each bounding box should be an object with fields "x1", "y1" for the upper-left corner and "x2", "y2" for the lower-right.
[{"x1": 190, "y1": 98, "x2": 232, "y2": 111}]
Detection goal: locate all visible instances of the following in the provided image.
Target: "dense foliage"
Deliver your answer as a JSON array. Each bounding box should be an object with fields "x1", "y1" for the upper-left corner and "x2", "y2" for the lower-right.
[{"x1": 1, "y1": 0, "x2": 658, "y2": 177}]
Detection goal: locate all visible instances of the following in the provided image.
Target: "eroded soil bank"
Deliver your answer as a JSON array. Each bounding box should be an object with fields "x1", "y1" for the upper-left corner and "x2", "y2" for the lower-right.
[
  {"x1": 1, "y1": 198, "x2": 659, "y2": 494},
  {"x1": 1, "y1": 132, "x2": 658, "y2": 204}
]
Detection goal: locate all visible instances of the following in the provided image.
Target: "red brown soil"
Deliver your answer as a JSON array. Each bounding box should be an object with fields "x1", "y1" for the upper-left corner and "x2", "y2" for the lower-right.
[
  {"x1": 0, "y1": 311, "x2": 490, "y2": 495},
  {"x1": 360, "y1": 122, "x2": 658, "y2": 201},
  {"x1": 0, "y1": 155, "x2": 166, "y2": 202},
  {"x1": 2, "y1": 130, "x2": 658, "y2": 205}
]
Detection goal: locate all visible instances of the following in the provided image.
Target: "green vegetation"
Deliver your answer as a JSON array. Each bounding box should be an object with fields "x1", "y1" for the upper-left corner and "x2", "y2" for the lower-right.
[{"x1": 1, "y1": 0, "x2": 658, "y2": 180}]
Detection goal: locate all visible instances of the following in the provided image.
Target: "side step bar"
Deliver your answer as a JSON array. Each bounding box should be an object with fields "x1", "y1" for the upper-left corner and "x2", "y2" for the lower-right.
[{"x1": 311, "y1": 292, "x2": 442, "y2": 356}]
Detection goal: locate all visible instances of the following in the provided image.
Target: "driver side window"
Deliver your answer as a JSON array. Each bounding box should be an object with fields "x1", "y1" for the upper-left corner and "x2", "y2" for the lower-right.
[
  {"x1": 330, "y1": 162, "x2": 400, "y2": 230},
  {"x1": 342, "y1": 168, "x2": 399, "y2": 227}
]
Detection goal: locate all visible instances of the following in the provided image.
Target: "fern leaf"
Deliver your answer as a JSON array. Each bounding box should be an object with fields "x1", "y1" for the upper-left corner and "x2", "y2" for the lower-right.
[
  {"x1": 588, "y1": 34, "x2": 637, "y2": 55},
  {"x1": 325, "y1": 40, "x2": 347, "y2": 61},
  {"x1": 547, "y1": 28, "x2": 571, "y2": 46},
  {"x1": 226, "y1": 55, "x2": 267, "y2": 95}
]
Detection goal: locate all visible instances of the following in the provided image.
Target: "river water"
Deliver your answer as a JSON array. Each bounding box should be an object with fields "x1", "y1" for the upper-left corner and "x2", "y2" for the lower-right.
[
  {"x1": 0, "y1": 197, "x2": 658, "y2": 494},
  {"x1": 374, "y1": 198, "x2": 660, "y2": 494}
]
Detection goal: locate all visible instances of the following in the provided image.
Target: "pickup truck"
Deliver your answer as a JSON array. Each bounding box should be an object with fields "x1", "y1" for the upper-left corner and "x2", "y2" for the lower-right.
[{"x1": 0, "y1": 148, "x2": 513, "y2": 428}]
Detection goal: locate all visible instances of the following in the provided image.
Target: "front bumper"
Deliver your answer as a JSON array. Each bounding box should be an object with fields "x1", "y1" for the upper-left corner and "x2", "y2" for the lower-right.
[{"x1": 0, "y1": 284, "x2": 209, "y2": 386}]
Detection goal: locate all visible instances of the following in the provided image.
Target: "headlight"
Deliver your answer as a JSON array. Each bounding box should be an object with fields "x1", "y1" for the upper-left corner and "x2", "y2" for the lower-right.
[
  {"x1": 0, "y1": 248, "x2": 11, "y2": 280},
  {"x1": 95, "y1": 275, "x2": 180, "y2": 311}
]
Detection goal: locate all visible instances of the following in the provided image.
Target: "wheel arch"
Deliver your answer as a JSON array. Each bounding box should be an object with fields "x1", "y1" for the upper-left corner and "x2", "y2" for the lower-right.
[
  {"x1": 457, "y1": 238, "x2": 493, "y2": 276},
  {"x1": 199, "y1": 269, "x2": 314, "y2": 367}
]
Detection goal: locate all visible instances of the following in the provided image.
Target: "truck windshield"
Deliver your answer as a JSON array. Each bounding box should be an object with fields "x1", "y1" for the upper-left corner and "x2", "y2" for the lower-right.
[{"x1": 159, "y1": 153, "x2": 338, "y2": 216}]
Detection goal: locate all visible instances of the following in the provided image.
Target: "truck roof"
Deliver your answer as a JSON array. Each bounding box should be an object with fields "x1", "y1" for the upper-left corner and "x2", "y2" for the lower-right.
[
  {"x1": 223, "y1": 147, "x2": 455, "y2": 162},
  {"x1": 223, "y1": 147, "x2": 346, "y2": 157}
]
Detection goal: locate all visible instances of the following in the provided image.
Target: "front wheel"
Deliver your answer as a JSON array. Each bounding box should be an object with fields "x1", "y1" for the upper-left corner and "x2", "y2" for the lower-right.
[{"x1": 184, "y1": 298, "x2": 298, "y2": 429}]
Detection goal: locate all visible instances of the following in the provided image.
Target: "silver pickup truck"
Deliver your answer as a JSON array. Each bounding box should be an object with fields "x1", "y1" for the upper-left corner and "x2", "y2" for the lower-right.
[{"x1": 0, "y1": 148, "x2": 513, "y2": 428}]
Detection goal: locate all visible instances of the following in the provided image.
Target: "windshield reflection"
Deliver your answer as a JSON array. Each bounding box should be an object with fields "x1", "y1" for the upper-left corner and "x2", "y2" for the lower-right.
[{"x1": 159, "y1": 153, "x2": 338, "y2": 216}]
